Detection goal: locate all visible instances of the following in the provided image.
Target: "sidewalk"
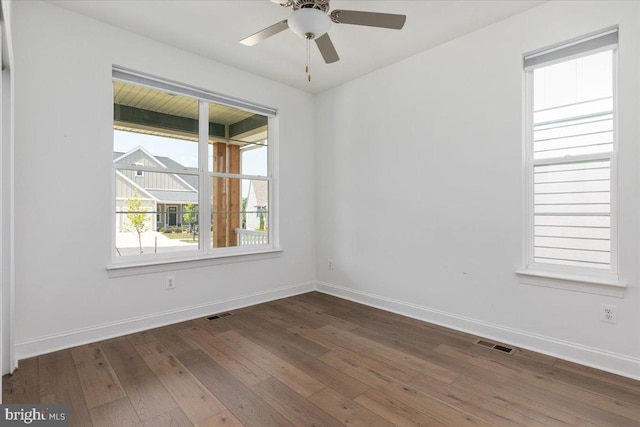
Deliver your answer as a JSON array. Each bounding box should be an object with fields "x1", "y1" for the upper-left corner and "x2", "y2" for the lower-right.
[{"x1": 115, "y1": 231, "x2": 197, "y2": 255}]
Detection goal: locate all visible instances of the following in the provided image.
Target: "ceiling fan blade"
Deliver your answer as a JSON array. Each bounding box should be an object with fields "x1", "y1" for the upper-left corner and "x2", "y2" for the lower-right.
[
  {"x1": 330, "y1": 10, "x2": 406, "y2": 30},
  {"x1": 315, "y1": 33, "x2": 340, "y2": 64},
  {"x1": 240, "y1": 20, "x2": 289, "y2": 46}
]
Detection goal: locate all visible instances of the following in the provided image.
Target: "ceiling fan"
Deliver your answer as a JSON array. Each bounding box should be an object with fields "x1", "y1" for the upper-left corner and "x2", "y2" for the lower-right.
[{"x1": 240, "y1": 0, "x2": 406, "y2": 81}]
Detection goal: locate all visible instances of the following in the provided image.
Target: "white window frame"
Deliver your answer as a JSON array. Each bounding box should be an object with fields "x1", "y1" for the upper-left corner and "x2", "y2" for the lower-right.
[
  {"x1": 517, "y1": 30, "x2": 625, "y2": 296},
  {"x1": 108, "y1": 69, "x2": 281, "y2": 277}
]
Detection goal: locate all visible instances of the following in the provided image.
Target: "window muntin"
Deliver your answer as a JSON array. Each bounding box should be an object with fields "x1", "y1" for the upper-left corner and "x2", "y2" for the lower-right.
[
  {"x1": 526, "y1": 44, "x2": 616, "y2": 274},
  {"x1": 113, "y1": 75, "x2": 273, "y2": 262}
]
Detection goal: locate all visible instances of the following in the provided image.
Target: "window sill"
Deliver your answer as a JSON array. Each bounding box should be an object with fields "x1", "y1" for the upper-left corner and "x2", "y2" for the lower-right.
[
  {"x1": 107, "y1": 248, "x2": 283, "y2": 278},
  {"x1": 515, "y1": 268, "x2": 626, "y2": 298}
]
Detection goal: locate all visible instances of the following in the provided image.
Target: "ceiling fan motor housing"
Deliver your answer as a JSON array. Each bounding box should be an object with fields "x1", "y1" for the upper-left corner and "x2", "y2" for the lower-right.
[{"x1": 292, "y1": 0, "x2": 330, "y2": 13}]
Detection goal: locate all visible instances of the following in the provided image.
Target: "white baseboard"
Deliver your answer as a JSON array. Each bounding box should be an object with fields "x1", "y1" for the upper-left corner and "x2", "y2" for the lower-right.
[
  {"x1": 15, "y1": 281, "x2": 315, "y2": 361},
  {"x1": 14, "y1": 279, "x2": 640, "y2": 380},
  {"x1": 316, "y1": 281, "x2": 640, "y2": 380}
]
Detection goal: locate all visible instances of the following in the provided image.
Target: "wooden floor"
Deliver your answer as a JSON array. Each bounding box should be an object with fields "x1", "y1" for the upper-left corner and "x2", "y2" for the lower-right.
[{"x1": 3, "y1": 292, "x2": 640, "y2": 427}]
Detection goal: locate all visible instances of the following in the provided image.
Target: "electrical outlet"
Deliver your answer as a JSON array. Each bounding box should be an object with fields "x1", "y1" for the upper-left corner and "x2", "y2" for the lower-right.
[
  {"x1": 165, "y1": 275, "x2": 176, "y2": 290},
  {"x1": 600, "y1": 304, "x2": 617, "y2": 324},
  {"x1": 328, "y1": 259, "x2": 334, "y2": 270}
]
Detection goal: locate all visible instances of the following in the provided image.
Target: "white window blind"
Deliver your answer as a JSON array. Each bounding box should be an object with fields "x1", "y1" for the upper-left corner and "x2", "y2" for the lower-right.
[{"x1": 525, "y1": 30, "x2": 617, "y2": 272}]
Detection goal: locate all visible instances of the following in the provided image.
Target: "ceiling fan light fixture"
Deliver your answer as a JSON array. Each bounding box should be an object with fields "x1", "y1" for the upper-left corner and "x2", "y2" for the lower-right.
[{"x1": 288, "y1": 8, "x2": 331, "y2": 39}]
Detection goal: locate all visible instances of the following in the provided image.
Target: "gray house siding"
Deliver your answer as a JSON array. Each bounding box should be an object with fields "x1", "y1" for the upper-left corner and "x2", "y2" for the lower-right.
[{"x1": 114, "y1": 148, "x2": 198, "y2": 230}]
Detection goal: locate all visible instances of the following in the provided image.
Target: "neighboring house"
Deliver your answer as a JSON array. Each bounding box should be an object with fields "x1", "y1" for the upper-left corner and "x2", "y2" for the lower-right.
[
  {"x1": 245, "y1": 180, "x2": 268, "y2": 231},
  {"x1": 114, "y1": 147, "x2": 198, "y2": 232}
]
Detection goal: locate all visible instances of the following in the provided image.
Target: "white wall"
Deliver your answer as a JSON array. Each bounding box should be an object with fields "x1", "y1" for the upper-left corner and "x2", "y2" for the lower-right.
[
  {"x1": 11, "y1": 1, "x2": 316, "y2": 359},
  {"x1": 1, "y1": 0, "x2": 15, "y2": 377},
  {"x1": 315, "y1": 1, "x2": 640, "y2": 378}
]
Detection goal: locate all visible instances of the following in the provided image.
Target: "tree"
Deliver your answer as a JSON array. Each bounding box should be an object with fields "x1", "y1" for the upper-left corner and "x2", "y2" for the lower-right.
[
  {"x1": 183, "y1": 203, "x2": 196, "y2": 233},
  {"x1": 183, "y1": 203, "x2": 198, "y2": 241},
  {"x1": 241, "y1": 197, "x2": 248, "y2": 229},
  {"x1": 123, "y1": 190, "x2": 150, "y2": 254}
]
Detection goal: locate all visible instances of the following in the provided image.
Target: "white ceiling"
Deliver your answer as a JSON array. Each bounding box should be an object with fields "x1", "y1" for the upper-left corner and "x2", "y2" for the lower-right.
[{"x1": 49, "y1": 0, "x2": 544, "y2": 94}]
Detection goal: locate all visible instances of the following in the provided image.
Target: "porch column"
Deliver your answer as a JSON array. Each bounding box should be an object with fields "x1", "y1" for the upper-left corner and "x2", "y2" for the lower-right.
[{"x1": 212, "y1": 142, "x2": 241, "y2": 247}]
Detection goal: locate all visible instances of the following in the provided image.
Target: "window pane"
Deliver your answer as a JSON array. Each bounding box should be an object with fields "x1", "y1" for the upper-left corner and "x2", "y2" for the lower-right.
[
  {"x1": 115, "y1": 170, "x2": 199, "y2": 256},
  {"x1": 533, "y1": 51, "x2": 613, "y2": 159},
  {"x1": 529, "y1": 48, "x2": 614, "y2": 272},
  {"x1": 210, "y1": 178, "x2": 269, "y2": 248},
  {"x1": 114, "y1": 81, "x2": 199, "y2": 168},
  {"x1": 241, "y1": 145, "x2": 268, "y2": 176},
  {"x1": 114, "y1": 80, "x2": 201, "y2": 258},
  {"x1": 208, "y1": 102, "x2": 268, "y2": 174}
]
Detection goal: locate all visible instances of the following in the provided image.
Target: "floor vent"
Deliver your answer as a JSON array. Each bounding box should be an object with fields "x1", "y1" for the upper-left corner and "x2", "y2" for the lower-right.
[
  {"x1": 206, "y1": 312, "x2": 232, "y2": 320},
  {"x1": 475, "y1": 339, "x2": 514, "y2": 354}
]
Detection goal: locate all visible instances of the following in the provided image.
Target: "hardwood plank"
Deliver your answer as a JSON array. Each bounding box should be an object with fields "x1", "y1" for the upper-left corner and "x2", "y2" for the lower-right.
[
  {"x1": 424, "y1": 351, "x2": 511, "y2": 388},
  {"x1": 179, "y1": 326, "x2": 271, "y2": 387},
  {"x1": 39, "y1": 350, "x2": 82, "y2": 395},
  {"x1": 313, "y1": 293, "x2": 477, "y2": 346},
  {"x1": 409, "y1": 373, "x2": 547, "y2": 426},
  {"x1": 503, "y1": 378, "x2": 640, "y2": 427},
  {"x1": 224, "y1": 317, "x2": 369, "y2": 399},
  {"x1": 70, "y1": 343, "x2": 126, "y2": 409},
  {"x1": 555, "y1": 359, "x2": 640, "y2": 394},
  {"x1": 251, "y1": 378, "x2": 343, "y2": 427},
  {"x1": 177, "y1": 349, "x2": 296, "y2": 427},
  {"x1": 354, "y1": 388, "x2": 446, "y2": 427},
  {"x1": 350, "y1": 324, "x2": 439, "y2": 359},
  {"x1": 319, "y1": 350, "x2": 396, "y2": 389},
  {"x1": 41, "y1": 387, "x2": 94, "y2": 427},
  {"x1": 318, "y1": 324, "x2": 459, "y2": 383},
  {"x1": 90, "y1": 397, "x2": 142, "y2": 427},
  {"x1": 319, "y1": 350, "x2": 493, "y2": 426},
  {"x1": 466, "y1": 342, "x2": 640, "y2": 405},
  {"x1": 308, "y1": 387, "x2": 395, "y2": 427},
  {"x1": 436, "y1": 343, "x2": 640, "y2": 420},
  {"x1": 298, "y1": 292, "x2": 364, "y2": 313},
  {"x1": 250, "y1": 306, "x2": 322, "y2": 329},
  {"x1": 375, "y1": 381, "x2": 494, "y2": 426},
  {"x1": 271, "y1": 298, "x2": 360, "y2": 330},
  {"x1": 141, "y1": 407, "x2": 193, "y2": 427},
  {"x1": 293, "y1": 324, "x2": 421, "y2": 383},
  {"x1": 515, "y1": 347, "x2": 557, "y2": 366},
  {"x1": 38, "y1": 350, "x2": 93, "y2": 427},
  {"x1": 330, "y1": 307, "x2": 470, "y2": 352},
  {"x1": 215, "y1": 330, "x2": 326, "y2": 397},
  {"x1": 453, "y1": 374, "x2": 602, "y2": 427},
  {"x1": 287, "y1": 293, "x2": 333, "y2": 313},
  {"x1": 232, "y1": 310, "x2": 331, "y2": 358},
  {"x1": 133, "y1": 336, "x2": 224, "y2": 424},
  {"x1": 101, "y1": 337, "x2": 178, "y2": 423},
  {"x1": 150, "y1": 324, "x2": 200, "y2": 357},
  {"x1": 195, "y1": 410, "x2": 244, "y2": 427},
  {"x1": 2, "y1": 356, "x2": 39, "y2": 403}
]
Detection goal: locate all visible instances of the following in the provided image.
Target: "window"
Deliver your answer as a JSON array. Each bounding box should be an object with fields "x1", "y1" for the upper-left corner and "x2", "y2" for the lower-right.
[
  {"x1": 523, "y1": 29, "x2": 618, "y2": 277},
  {"x1": 112, "y1": 69, "x2": 276, "y2": 265},
  {"x1": 134, "y1": 162, "x2": 144, "y2": 177}
]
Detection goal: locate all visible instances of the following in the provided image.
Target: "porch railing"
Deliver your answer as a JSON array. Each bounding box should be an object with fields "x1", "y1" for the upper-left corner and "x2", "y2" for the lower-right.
[{"x1": 235, "y1": 228, "x2": 268, "y2": 246}]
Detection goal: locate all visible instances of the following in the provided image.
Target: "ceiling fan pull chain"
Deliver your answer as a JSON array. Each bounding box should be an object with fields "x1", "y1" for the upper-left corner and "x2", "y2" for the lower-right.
[
  {"x1": 305, "y1": 36, "x2": 311, "y2": 82},
  {"x1": 308, "y1": 38, "x2": 312, "y2": 82}
]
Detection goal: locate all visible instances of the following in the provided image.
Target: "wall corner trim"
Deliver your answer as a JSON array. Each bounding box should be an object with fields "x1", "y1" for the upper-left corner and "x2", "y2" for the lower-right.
[{"x1": 315, "y1": 281, "x2": 640, "y2": 380}]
